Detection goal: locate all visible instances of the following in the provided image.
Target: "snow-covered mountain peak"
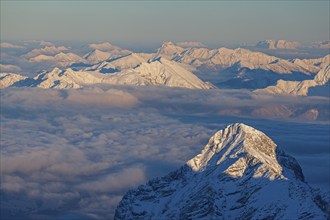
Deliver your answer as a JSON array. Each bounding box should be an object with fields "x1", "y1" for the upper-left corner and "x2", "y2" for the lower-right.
[
  {"x1": 133, "y1": 57, "x2": 213, "y2": 89},
  {"x1": 115, "y1": 124, "x2": 328, "y2": 220},
  {"x1": 154, "y1": 42, "x2": 185, "y2": 60},
  {"x1": 83, "y1": 49, "x2": 111, "y2": 63},
  {"x1": 187, "y1": 123, "x2": 283, "y2": 179}
]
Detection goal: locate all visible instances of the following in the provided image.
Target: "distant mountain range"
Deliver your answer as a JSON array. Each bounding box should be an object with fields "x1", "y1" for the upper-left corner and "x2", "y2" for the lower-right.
[
  {"x1": 254, "y1": 39, "x2": 330, "y2": 50},
  {"x1": 255, "y1": 40, "x2": 301, "y2": 50},
  {"x1": 0, "y1": 58, "x2": 213, "y2": 89},
  {"x1": 0, "y1": 40, "x2": 329, "y2": 90},
  {"x1": 115, "y1": 123, "x2": 329, "y2": 219}
]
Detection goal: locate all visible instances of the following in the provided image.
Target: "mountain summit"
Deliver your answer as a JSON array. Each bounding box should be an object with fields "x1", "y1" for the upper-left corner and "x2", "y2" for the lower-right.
[
  {"x1": 186, "y1": 123, "x2": 284, "y2": 179},
  {"x1": 115, "y1": 123, "x2": 329, "y2": 219}
]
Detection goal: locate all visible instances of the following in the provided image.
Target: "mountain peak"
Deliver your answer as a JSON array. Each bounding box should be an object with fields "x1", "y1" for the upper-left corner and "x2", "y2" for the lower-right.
[
  {"x1": 115, "y1": 123, "x2": 328, "y2": 220},
  {"x1": 187, "y1": 123, "x2": 283, "y2": 179},
  {"x1": 154, "y1": 42, "x2": 186, "y2": 60}
]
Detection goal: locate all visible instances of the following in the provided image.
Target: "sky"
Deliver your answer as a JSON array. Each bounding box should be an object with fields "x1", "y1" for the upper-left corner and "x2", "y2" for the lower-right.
[{"x1": 1, "y1": 1, "x2": 329, "y2": 48}]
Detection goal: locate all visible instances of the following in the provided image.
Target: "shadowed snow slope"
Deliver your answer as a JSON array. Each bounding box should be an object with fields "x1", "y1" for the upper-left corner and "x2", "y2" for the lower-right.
[{"x1": 115, "y1": 123, "x2": 329, "y2": 220}]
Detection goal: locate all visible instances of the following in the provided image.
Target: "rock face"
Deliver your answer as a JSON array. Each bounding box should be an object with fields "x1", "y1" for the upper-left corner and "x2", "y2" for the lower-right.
[{"x1": 115, "y1": 123, "x2": 329, "y2": 220}]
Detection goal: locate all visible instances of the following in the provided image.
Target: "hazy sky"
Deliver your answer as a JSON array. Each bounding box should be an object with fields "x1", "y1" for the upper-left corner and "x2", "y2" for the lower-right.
[{"x1": 1, "y1": 1, "x2": 329, "y2": 47}]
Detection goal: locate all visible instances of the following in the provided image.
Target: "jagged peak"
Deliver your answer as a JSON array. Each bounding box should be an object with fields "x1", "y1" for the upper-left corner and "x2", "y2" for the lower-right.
[{"x1": 187, "y1": 123, "x2": 284, "y2": 179}]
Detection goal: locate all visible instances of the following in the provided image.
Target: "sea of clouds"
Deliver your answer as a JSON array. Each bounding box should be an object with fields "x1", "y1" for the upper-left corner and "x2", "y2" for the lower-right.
[{"x1": 1, "y1": 86, "x2": 329, "y2": 219}]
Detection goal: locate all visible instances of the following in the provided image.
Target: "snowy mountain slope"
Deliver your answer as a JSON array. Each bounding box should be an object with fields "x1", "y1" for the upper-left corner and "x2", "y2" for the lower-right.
[
  {"x1": 157, "y1": 44, "x2": 329, "y2": 89},
  {"x1": 85, "y1": 53, "x2": 153, "y2": 73},
  {"x1": 0, "y1": 58, "x2": 213, "y2": 89},
  {"x1": 174, "y1": 47, "x2": 318, "y2": 75},
  {"x1": 153, "y1": 42, "x2": 186, "y2": 60},
  {"x1": 84, "y1": 42, "x2": 131, "y2": 63},
  {"x1": 255, "y1": 64, "x2": 330, "y2": 96},
  {"x1": 0, "y1": 73, "x2": 28, "y2": 89},
  {"x1": 2, "y1": 41, "x2": 328, "y2": 90},
  {"x1": 115, "y1": 123, "x2": 329, "y2": 220},
  {"x1": 32, "y1": 68, "x2": 98, "y2": 89},
  {"x1": 83, "y1": 49, "x2": 112, "y2": 64},
  {"x1": 115, "y1": 57, "x2": 213, "y2": 89},
  {"x1": 83, "y1": 49, "x2": 132, "y2": 64},
  {"x1": 292, "y1": 54, "x2": 330, "y2": 70},
  {"x1": 154, "y1": 42, "x2": 328, "y2": 76}
]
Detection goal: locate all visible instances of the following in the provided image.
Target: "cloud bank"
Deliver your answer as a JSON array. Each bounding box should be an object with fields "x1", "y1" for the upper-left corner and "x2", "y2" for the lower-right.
[{"x1": 1, "y1": 86, "x2": 329, "y2": 219}]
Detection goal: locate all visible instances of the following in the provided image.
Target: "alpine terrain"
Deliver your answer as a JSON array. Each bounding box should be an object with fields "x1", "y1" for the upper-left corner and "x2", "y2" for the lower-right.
[
  {"x1": 256, "y1": 64, "x2": 330, "y2": 96},
  {"x1": 0, "y1": 58, "x2": 213, "y2": 89},
  {"x1": 115, "y1": 123, "x2": 329, "y2": 220}
]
